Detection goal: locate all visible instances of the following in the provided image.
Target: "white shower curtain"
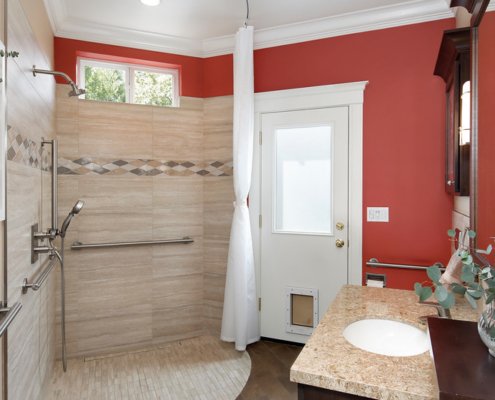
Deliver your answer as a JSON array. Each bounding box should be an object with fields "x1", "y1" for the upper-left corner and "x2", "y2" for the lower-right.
[{"x1": 220, "y1": 25, "x2": 260, "y2": 351}]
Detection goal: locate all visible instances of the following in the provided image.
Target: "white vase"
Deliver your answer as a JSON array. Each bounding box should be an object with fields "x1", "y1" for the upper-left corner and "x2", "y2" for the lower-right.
[{"x1": 478, "y1": 298, "x2": 495, "y2": 357}]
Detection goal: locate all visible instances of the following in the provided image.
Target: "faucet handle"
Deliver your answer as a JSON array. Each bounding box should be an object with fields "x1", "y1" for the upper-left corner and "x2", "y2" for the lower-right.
[{"x1": 418, "y1": 300, "x2": 452, "y2": 319}]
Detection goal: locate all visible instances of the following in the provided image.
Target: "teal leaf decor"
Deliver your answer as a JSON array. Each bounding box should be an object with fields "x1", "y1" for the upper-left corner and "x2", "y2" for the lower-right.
[
  {"x1": 435, "y1": 286, "x2": 448, "y2": 302},
  {"x1": 464, "y1": 291, "x2": 478, "y2": 309},
  {"x1": 439, "y1": 292, "x2": 455, "y2": 309},
  {"x1": 451, "y1": 283, "x2": 467, "y2": 295},
  {"x1": 414, "y1": 282, "x2": 423, "y2": 296},
  {"x1": 419, "y1": 286, "x2": 433, "y2": 302},
  {"x1": 427, "y1": 266, "x2": 442, "y2": 284}
]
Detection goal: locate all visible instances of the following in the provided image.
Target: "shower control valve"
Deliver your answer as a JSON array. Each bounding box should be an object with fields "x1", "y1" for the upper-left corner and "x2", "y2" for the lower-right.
[{"x1": 33, "y1": 228, "x2": 58, "y2": 241}]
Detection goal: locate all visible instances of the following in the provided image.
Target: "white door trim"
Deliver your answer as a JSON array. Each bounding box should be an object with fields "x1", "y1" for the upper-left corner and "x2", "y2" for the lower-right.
[{"x1": 251, "y1": 81, "x2": 367, "y2": 309}]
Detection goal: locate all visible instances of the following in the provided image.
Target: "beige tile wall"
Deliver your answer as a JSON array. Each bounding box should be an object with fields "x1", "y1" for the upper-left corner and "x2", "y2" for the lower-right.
[
  {"x1": 5, "y1": 0, "x2": 56, "y2": 399},
  {"x1": 203, "y1": 96, "x2": 234, "y2": 335},
  {"x1": 56, "y1": 91, "x2": 208, "y2": 357}
]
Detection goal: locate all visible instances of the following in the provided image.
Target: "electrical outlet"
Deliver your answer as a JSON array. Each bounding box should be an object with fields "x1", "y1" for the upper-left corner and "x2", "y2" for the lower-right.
[{"x1": 367, "y1": 207, "x2": 389, "y2": 222}]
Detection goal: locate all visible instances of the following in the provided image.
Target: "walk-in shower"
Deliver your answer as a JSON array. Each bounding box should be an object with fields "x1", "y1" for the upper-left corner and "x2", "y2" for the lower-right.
[{"x1": 32, "y1": 66, "x2": 86, "y2": 97}]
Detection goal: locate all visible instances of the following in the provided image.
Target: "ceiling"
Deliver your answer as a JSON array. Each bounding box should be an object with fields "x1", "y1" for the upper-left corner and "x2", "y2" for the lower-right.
[{"x1": 41, "y1": 0, "x2": 489, "y2": 57}]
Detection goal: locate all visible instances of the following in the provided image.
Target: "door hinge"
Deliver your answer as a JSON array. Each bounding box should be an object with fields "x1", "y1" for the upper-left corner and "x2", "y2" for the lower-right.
[
  {"x1": 258, "y1": 297, "x2": 261, "y2": 311},
  {"x1": 259, "y1": 214, "x2": 262, "y2": 228},
  {"x1": 259, "y1": 131, "x2": 262, "y2": 146}
]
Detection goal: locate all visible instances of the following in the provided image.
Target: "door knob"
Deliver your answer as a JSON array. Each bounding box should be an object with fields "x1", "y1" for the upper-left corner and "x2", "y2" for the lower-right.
[{"x1": 335, "y1": 239, "x2": 345, "y2": 248}]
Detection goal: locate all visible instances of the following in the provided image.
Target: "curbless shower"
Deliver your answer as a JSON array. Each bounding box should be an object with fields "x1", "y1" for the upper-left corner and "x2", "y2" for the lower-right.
[{"x1": 32, "y1": 65, "x2": 86, "y2": 97}]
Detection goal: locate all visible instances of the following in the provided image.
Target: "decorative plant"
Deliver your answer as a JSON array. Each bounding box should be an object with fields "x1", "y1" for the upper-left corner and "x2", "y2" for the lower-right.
[{"x1": 414, "y1": 229, "x2": 495, "y2": 339}]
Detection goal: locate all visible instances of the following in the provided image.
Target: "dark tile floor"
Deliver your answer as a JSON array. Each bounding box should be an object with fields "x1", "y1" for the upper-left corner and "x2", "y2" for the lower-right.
[{"x1": 237, "y1": 339, "x2": 303, "y2": 400}]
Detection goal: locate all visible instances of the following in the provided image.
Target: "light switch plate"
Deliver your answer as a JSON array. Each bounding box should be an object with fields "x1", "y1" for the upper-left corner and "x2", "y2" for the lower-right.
[{"x1": 367, "y1": 207, "x2": 389, "y2": 222}]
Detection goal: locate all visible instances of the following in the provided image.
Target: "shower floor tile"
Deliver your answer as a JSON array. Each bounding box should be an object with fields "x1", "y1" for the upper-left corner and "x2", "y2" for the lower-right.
[{"x1": 42, "y1": 336, "x2": 250, "y2": 400}]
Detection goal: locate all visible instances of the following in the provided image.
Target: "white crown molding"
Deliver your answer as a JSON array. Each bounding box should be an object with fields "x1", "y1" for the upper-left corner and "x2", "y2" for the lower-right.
[
  {"x1": 203, "y1": 0, "x2": 455, "y2": 56},
  {"x1": 46, "y1": 0, "x2": 456, "y2": 58},
  {"x1": 55, "y1": 16, "x2": 204, "y2": 57}
]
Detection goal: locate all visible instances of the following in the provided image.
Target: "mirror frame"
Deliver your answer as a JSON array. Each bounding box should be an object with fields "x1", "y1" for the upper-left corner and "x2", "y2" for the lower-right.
[{"x1": 451, "y1": 0, "x2": 491, "y2": 241}]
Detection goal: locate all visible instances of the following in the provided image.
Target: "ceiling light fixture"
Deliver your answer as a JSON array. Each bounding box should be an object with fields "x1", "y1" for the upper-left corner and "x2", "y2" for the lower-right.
[{"x1": 140, "y1": 0, "x2": 160, "y2": 6}]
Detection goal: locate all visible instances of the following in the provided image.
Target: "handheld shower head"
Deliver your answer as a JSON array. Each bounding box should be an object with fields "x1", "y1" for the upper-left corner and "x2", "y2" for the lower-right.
[{"x1": 60, "y1": 200, "x2": 84, "y2": 238}]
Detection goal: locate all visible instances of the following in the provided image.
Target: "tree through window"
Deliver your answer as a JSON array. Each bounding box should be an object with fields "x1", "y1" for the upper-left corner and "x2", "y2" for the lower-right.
[{"x1": 79, "y1": 59, "x2": 179, "y2": 107}]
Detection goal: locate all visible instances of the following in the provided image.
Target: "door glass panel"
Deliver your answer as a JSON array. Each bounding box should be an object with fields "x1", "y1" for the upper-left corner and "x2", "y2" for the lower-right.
[{"x1": 274, "y1": 125, "x2": 332, "y2": 234}]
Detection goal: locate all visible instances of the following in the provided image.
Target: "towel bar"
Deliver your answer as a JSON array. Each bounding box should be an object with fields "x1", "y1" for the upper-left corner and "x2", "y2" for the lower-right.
[
  {"x1": 71, "y1": 236, "x2": 194, "y2": 250},
  {"x1": 367, "y1": 258, "x2": 445, "y2": 272}
]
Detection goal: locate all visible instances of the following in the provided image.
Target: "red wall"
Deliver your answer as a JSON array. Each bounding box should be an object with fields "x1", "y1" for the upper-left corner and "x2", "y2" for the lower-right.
[
  {"x1": 54, "y1": 38, "x2": 204, "y2": 97},
  {"x1": 248, "y1": 20, "x2": 454, "y2": 289},
  {"x1": 477, "y1": 11, "x2": 495, "y2": 261},
  {"x1": 55, "y1": 18, "x2": 455, "y2": 290}
]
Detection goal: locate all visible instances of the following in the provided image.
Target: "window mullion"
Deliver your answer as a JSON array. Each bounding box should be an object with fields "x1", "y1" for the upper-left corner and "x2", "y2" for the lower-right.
[{"x1": 128, "y1": 67, "x2": 134, "y2": 104}]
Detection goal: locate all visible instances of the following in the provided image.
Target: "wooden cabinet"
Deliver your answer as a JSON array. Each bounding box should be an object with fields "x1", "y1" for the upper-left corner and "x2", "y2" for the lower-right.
[
  {"x1": 298, "y1": 384, "x2": 368, "y2": 399},
  {"x1": 434, "y1": 28, "x2": 471, "y2": 195}
]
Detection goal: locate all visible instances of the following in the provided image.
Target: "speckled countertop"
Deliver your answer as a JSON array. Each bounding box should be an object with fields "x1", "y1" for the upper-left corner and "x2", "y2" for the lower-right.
[{"x1": 290, "y1": 285, "x2": 478, "y2": 400}]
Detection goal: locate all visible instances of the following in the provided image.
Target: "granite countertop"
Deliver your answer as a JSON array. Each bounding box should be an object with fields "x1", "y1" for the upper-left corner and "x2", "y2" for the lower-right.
[{"x1": 290, "y1": 285, "x2": 478, "y2": 400}]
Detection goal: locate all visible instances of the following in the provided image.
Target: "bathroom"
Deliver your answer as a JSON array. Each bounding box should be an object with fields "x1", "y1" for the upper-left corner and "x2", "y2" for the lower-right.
[{"x1": 0, "y1": 0, "x2": 494, "y2": 399}]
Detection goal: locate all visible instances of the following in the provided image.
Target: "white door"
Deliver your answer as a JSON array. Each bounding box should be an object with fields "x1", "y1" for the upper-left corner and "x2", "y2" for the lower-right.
[{"x1": 260, "y1": 107, "x2": 349, "y2": 343}]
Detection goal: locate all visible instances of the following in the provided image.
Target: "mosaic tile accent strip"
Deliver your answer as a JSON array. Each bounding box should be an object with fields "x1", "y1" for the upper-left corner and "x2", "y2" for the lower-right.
[
  {"x1": 7, "y1": 127, "x2": 52, "y2": 171},
  {"x1": 58, "y1": 157, "x2": 233, "y2": 177}
]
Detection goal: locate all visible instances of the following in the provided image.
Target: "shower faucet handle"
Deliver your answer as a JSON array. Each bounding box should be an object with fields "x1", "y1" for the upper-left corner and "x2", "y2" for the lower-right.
[{"x1": 33, "y1": 229, "x2": 58, "y2": 241}]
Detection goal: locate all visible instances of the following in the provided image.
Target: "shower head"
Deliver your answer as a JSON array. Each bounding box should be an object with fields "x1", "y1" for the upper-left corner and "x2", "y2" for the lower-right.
[
  {"x1": 60, "y1": 200, "x2": 84, "y2": 238},
  {"x1": 68, "y1": 83, "x2": 86, "y2": 97},
  {"x1": 32, "y1": 66, "x2": 86, "y2": 97}
]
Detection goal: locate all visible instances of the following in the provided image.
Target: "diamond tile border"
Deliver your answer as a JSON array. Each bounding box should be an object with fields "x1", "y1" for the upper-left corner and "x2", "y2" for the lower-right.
[
  {"x1": 6, "y1": 128, "x2": 233, "y2": 177},
  {"x1": 7, "y1": 127, "x2": 52, "y2": 171},
  {"x1": 58, "y1": 157, "x2": 233, "y2": 177}
]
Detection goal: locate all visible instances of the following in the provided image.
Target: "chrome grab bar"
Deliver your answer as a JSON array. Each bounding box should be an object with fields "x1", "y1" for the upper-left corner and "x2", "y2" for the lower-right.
[
  {"x1": 367, "y1": 258, "x2": 445, "y2": 272},
  {"x1": 22, "y1": 258, "x2": 57, "y2": 294},
  {"x1": 42, "y1": 139, "x2": 58, "y2": 231},
  {"x1": 71, "y1": 236, "x2": 194, "y2": 250},
  {"x1": 0, "y1": 302, "x2": 22, "y2": 337}
]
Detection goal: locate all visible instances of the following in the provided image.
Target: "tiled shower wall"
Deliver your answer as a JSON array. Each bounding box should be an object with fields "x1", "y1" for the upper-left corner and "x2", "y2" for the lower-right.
[
  {"x1": 56, "y1": 90, "x2": 234, "y2": 356},
  {"x1": 203, "y1": 96, "x2": 234, "y2": 335},
  {"x1": 6, "y1": 0, "x2": 56, "y2": 399}
]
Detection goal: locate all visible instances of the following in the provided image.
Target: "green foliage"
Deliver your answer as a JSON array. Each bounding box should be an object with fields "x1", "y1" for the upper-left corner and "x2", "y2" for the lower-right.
[
  {"x1": 414, "y1": 229, "x2": 495, "y2": 314},
  {"x1": 133, "y1": 71, "x2": 173, "y2": 107},
  {"x1": 415, "y1": 283, "x2": 433, "y2": 302},
  {"x1": 427, "y1": 266, "x2": 442, "y2": 284},
  {"x1": 84, "y1": 66, "x2": 126, "y2": 103},
  {"x1": 83, "y1": 65, "x2": 175, "y2": 107}
]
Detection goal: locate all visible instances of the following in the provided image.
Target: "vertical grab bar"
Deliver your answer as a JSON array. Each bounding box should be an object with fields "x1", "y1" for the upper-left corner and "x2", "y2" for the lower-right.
[{"x1": 42, "y1": 139, "x2": 58, "y2": 231}]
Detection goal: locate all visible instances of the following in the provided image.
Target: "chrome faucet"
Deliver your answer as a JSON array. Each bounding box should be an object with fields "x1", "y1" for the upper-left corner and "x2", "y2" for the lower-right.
[{"x1": 418, "y1": 300, "x2": 452, "y2": 323}]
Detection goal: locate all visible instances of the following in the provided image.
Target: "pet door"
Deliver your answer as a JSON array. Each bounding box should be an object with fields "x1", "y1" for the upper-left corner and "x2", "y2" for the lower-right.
[{"x1": 285, "y1": 287, "x2": 318, "y2": 335}]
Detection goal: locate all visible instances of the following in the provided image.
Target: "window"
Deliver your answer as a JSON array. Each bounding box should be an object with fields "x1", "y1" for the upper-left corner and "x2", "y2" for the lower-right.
[
  {"x1": 78, "y1": 59, "x2": 179, "y2": 107},
  {"x1": 274, "y1": 125, "x2": 333, "y2": 235}
]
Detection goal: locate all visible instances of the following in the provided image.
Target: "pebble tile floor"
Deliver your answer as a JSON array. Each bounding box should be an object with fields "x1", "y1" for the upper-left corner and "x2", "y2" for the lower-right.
[{"x1": 43, "y1": 336, "x2": 302, "y2": 400}]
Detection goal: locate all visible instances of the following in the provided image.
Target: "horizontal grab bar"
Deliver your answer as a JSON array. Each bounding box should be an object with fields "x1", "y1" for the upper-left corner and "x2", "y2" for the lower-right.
[
  {"x1": 22, "y1": 258, "x2": 57, "y2": 294},
  {"x1": 366, "y1": 258, "x2": 445, "y2": 272},
  {"x1": 0, "y1": 302, "x2": 22, "y2": 337},
  {"x1": 71, "y1": 236, "x2": 194, "y2": 250}
]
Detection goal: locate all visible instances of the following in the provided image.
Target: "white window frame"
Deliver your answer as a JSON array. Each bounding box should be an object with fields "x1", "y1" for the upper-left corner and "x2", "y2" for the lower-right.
[{"x1": 78, "y1": 58, "x2": 180, "y2": 107}]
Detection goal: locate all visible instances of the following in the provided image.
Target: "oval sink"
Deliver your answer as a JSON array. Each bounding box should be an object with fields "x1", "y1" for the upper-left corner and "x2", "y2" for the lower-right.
[{"x1": 343, "y1": 319, "x2": 429, "y2": 357}]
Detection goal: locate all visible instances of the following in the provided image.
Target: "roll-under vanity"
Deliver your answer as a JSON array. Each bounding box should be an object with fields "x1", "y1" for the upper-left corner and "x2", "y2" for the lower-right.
[{"x1": 290, "y1": 285, "x2": 477, "y2": 400}]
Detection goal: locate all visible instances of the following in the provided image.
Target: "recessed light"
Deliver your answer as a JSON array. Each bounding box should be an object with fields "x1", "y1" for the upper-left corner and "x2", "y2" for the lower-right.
[{"x1": 140, "y1": 0, "x2": 160, "y2": 6}]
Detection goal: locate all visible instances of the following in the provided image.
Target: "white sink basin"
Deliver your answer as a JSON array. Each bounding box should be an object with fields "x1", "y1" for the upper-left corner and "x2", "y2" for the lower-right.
[{"x1": 342, "y1": 319, "x2": 429, "y2": 357}]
